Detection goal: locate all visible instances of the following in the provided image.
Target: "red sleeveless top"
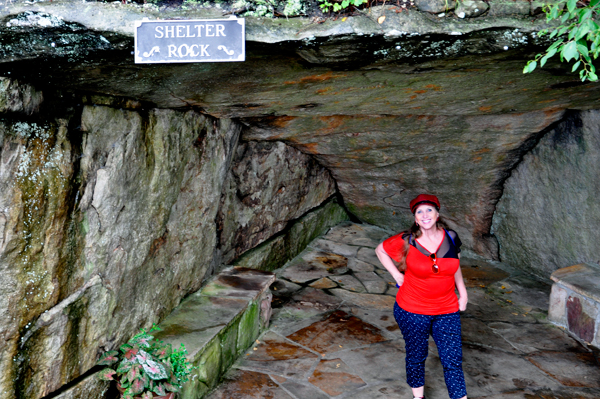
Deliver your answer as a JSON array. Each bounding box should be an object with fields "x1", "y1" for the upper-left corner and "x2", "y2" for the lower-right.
[{"x1": 382, "y1": 230, "x2": 461, "y2": 315}]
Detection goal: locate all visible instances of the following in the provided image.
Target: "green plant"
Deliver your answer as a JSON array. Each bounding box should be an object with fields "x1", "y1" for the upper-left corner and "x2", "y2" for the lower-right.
[
  {"x1": 524, "y1": 0, "x2": 600, "y2": 82},
  {"x1": 318, "y1": 0, "x2": 367, "y2": 13},
  {"x1": 97, "y1": 326, "x2": 194, "y2": 399}
]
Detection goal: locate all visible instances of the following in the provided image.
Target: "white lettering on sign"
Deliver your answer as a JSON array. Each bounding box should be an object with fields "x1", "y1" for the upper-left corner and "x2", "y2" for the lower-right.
[
  {"x1": 136, "y1": 17, "x2": 244, "y2": 64},
  {"x1": 168, "y1": 44, "x2": 210, "y2": 58},
  {"x1": 155, "y1": 24, "x2": 227, "y2": 38}
]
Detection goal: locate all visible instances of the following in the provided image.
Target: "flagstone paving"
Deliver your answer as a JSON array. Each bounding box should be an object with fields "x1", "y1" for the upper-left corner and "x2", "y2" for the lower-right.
[{"x1": 206, "y1": 222, "x2": 600, "y2": 399}]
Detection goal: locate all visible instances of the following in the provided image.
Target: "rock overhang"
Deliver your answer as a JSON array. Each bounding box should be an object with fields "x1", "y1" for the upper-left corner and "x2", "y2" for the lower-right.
[{"x1": 0, "y1": 0, "x2": 599, "y2": 259}]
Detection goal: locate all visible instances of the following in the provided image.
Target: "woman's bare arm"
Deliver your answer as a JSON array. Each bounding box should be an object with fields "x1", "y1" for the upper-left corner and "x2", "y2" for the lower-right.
[
  {"x1": 375, "y1": 243, "x2": 404, "y2": 287},
  {"x1": 454, "y1": 255, "x2": 468, "y2": 311}
]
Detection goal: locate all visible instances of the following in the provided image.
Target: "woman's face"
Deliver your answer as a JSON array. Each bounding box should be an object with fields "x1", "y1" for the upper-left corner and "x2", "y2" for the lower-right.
[{"x1": 414, "y1": 204, "x2": 439, "y2": 230}]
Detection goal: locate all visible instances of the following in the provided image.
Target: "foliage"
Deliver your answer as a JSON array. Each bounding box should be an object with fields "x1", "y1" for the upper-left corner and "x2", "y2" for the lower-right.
[
  {"x1": 524, "y1": 0, "x2": 600, "y2": 82},
  {"x1": 318, "y1": 0, "x2": 367, "y2": 13},
  {"x1": 97, "y1": 326, "x2": 194, "y2": 399},
  {"x1": 225, "y1": 0, "x2": 307, "y2": 17}
]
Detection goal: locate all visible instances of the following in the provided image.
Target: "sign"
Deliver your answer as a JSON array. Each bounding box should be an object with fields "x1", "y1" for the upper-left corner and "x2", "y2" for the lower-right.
[{"x1": 134, "y1": 17, "x2": 245, "y2": 64}]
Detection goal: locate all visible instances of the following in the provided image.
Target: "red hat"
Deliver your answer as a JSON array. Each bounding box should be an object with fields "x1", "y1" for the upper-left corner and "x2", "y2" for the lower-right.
[{"x1": 409, "y1": 194, "x2": 440, "y2": 213}]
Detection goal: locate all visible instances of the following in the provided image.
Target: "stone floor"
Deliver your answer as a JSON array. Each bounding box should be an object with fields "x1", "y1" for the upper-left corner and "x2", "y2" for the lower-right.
[{"x1": 206, "y1": 222, "x2": 600, "y2": 399}]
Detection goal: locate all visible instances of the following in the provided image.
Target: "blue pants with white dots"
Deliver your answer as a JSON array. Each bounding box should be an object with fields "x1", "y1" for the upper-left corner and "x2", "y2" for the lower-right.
[{"x1": 393, "y1": 302, "x2": 467, "y2": 399}]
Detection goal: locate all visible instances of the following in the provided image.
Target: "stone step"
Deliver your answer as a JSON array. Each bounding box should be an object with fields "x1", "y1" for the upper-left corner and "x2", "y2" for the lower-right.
[
  {"x1": 54, "y1": 267, "x2": 276, "y2": 399},
  {"x1": 152, "y1": 267, "x2": 276, "y2": 398},
  {"x1": 549, "y1": 263, "x2": 600, "y2": 348}
]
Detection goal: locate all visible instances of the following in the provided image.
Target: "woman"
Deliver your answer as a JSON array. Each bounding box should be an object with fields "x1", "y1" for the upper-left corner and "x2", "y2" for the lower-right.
[{"x1": 375, "y1": 194, "x2": 468, "y2": 399}]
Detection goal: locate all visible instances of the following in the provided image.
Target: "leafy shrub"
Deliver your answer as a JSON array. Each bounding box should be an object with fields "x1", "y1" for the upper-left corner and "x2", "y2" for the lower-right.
[
  {"x1": 524, "y1": 0, "x2": 600, "y2": 82},
  {"x1": 97, "y1": 326, "x2": 194, "y2": 399},
  {"x1": 318, "y1": 0, "x2": 367, "y2": 13}
]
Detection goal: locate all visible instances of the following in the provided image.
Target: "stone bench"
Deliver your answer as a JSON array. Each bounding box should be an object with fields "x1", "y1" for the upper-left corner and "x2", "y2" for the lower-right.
[
  {"x1": 56, "y1": 267, "x2": 275, "y2": 399},
  {"x1": 548, "y1": 263, "x2": 600, "y2": 348},
  {"x1": 153, "y1": 267, "x2": 275, "y2": 398}
]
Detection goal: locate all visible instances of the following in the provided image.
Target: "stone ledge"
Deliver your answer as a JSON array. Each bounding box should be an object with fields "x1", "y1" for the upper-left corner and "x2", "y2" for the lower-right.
[
  {"x1": 550, "y1": 263, "x2": 600, "y2": 304},
  {"x1": 48, "y1": 267, "x2": 276, "y2": 398},
  {"x1": 152, "y1": 266, "x2": 276, "y2": 398},
  {"x1": 0, "y1": 1, "x2": 553, "y2": 43},
  {"x1": 549, "y1": 263, "x2": 600, "y2": 348}
]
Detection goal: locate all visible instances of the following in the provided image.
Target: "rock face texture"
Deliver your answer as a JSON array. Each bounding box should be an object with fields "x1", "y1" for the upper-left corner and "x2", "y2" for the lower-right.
[
  {"x1": 0, "y1": 2, "x2": 597, "y2": 260},
  {"x1": 0, "y1": 81, "x2": 339, "y2": 399},
  {"x1": 492, "y1": 110, "x2": 600, "y2": 277},
  {"x1": 1, "y1": 102, "x2": 241, "y2": 399},
  {"x1": 218, "y1": 141, "x2": 336, "y2": 263},
  {"x1": 242, "y1": 111, "x2": 565, "y2": 257},
  {"x1": 0, "y1": 1, "x2": 598, "y2": 397}
]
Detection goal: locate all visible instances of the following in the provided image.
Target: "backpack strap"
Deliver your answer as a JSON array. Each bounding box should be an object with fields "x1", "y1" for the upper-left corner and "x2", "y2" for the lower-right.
[{"x1": 444, "y1": 229, "x2": 456, "y2": 246}]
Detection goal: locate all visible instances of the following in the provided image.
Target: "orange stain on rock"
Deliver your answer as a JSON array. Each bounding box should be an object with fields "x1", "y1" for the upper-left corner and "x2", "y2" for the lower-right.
[
  {"x1": 284, "y1": 72, "x2": 347, "y2": 85},
  {"x1": 538, "y1": 98, "x2": 558, "y2": 104},
  {"x1": 297, "y1": 142, "x2": 320, "y2": 154},
  {"x1": 317, "y1": 115, "x2": 348, "y2": 134},
  {"x1": 478, "y1": 106, "x2": 493, "y2": 112},
  {"x1": 425, "y1": 84, "x2": 442, "y2": 91},
  {"x1": 315, "y1": 87, "x2": 332, "y2": 94}
]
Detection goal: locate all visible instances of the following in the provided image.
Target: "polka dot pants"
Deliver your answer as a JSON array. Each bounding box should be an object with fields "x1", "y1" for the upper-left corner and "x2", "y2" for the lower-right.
[{"x1": 393, "y1": 302, "x2": 467, "y2": 399}]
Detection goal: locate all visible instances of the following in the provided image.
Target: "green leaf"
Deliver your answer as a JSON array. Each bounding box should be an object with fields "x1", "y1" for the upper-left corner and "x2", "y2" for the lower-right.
[
  {"x1": 97, "y1": 351, "x2": 119, "y2": 366},
  {"x1": 98, "y1": 368, "x2": 116, "y2": 381},
  {"x1": 548, "y1": 39, "x2": 564, "y2": 51},
  {"x1": 562, "y1": 41, "x2": 578, "y2": 62},
  {"x1": 120, "y1": 343, "x2": 133, "y2": 353},
  {"x1": 572, "y1": 60, "x2": 581, "y2": 72},
  {"x1": 127, "y1": 364, "x2": 141, "y2": 382},
  {"x1": 523, "y1": 61, "x2": 537, "y2": 73},
  {"x1": 154, "y1": 383, "x2": 167, "y2": 396},
  {"x1": 591, "y1": 0, "x2": 600, "y2": 6},
  {"x1": 575, "y1": 25, "x2": 591, "y2": 41},
  {"x1": 164, "y1": 382, "x2": 179, "y2": 392},
  {"x1": 589, "y1": 71, "x2": 599, "y2": 81},
  {"x1": 130, "y1": 379, "x2": 145, "y2": 395},
  {"x1": 141, "y1": 393, "x2": 153, "y2": 399},
  {"x1": 580, "y1": 8, "x2": 593, "y2": 22},
  {"x1": 540, "y1": 53, "x2": 550, "y2": 67},
  {"x1": 567, "y1": 0, "x2": 576, "y2": 13},
  {"x1": 116, "y1": 360, "x2": 133, "y2": 374},
  {"x1": 577, "y1": 42, "x2": 590, "y2": 58}
]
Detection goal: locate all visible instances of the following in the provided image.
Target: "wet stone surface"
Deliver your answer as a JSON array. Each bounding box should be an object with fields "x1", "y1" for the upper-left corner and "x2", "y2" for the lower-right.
[{"x1": 207, "y1": 222, "x2": 600, "y2": 399}]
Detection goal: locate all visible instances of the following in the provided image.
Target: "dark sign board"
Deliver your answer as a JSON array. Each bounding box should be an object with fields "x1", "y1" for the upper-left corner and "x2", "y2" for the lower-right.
[{"x1": 134, "y1": 17, "x2": 245, "y2": 64}]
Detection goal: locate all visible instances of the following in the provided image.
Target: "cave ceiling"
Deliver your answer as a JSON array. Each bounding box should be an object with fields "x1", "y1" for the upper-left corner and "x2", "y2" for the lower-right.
[{"x1": 2, "y1": 0, "x2": 600, "y2": 256}]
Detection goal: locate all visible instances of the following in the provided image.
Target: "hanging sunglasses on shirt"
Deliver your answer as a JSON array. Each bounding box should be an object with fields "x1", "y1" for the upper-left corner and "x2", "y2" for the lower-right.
[{"x1": 430, "y1": 253, "x2": 439, "y2": 274}]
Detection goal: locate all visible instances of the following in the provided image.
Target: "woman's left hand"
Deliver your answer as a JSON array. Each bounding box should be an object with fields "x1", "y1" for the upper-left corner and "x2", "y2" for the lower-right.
[{"x1": 458, "y1": 294, "x2": 468, "y2": 311}]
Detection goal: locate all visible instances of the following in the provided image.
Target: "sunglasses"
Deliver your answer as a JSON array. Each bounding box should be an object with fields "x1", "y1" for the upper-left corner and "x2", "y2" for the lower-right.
[{"x1": 430, "y1": 253, "x2": 439, "y2": 274}]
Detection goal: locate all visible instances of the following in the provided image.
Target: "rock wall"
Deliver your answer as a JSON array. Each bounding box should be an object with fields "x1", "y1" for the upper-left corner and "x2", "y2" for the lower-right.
[
  {"x1": 243, "y1": 111, "x2": 565, "y2": 258},
  {"x1": 492, "y1": 110, "x2": 600, "y2": 279},
  {"x1": 0, "y1": 80, "x2": 339, "y2": 399},
  {"x1": 218, "y1": 140, "x2": 336, "y2": 263}
]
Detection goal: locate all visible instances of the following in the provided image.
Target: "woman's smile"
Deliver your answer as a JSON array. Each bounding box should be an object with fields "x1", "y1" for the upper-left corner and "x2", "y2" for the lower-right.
[{"x1": 414, "y1": 204, "x2": 439, "y2": 229}]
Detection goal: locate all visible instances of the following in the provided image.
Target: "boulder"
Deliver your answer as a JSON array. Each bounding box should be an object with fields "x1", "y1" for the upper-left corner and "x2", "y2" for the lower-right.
[
  {"x1": 492, "y1": 111, "x2": 600, "y2": 278},
  {"x1": 487, "y1": 0, "x2": 530, "y2": 17},
  {"x1": 415, "y1": 0, "x2": 456, "y2": 13},
  {"x1": 455, "y1": 0, "x2": 489, "y2": 18}
]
